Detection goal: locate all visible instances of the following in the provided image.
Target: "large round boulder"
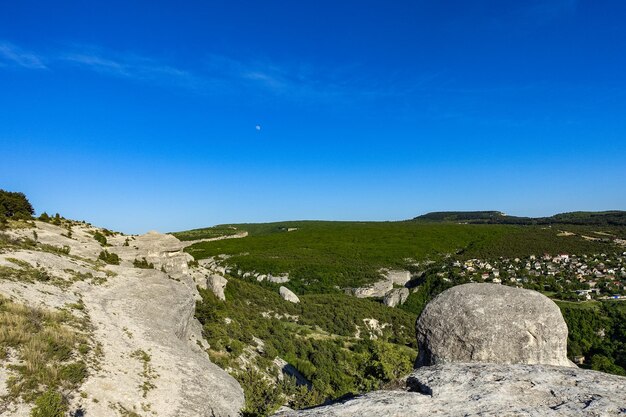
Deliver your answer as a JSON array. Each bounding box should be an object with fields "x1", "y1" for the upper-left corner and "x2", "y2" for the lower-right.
[{"x1": 415, "y1": 283, "x2": 573, "y2": 367}]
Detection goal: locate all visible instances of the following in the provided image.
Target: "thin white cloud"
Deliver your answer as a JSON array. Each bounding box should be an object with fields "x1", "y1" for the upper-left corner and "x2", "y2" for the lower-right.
[
  {"x1": 0, "y1": 40, "x2": 428, "y2": 103},
  {"x1": 59, "y1": 49, "x2": 207, "y2": 92},
  {"x1": 0, "y1": 42, "x2": 46, "y2": 69}
]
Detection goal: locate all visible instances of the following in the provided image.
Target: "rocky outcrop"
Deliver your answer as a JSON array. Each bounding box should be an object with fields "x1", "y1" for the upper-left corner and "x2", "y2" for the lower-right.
[
  {"x1": 348, "y1": 269, "x2": 412, "y2": 301},
  {"x1": 0, "y1": 221, "x2": 244, "y2": 417},
  {"x1": 208, "y1": 274, "x2": 228, "y2": 300},
  {"x1": 416, "y1": 283, "x2": 572, "y2": 367},
  {"x1": 278, "y1": 363, "x2": 626, "y2": 416},
  {"x1": 348, "y1": 279, "x2": 393, "y2": 298},
  {"x1": 279, "y1": 286, "x2": 300, "y2": 303},
  {"x1": 382, "y1": 269, "x2": 411, "y2": 286},
  {"x1": 382, "y1": 287, "x2": 409, "y2": 307},
  {"x1": 276, "y1": 283, "x2": 626, "y2": 416},
  {"x1": 267, "y1": 273, "x2": 290, "y2": 283}
]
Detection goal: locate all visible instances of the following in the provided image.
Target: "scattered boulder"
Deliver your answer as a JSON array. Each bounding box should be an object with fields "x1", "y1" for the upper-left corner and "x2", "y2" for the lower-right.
[
  {"x1": 279, "y1": 286, "x2": 300, "y2": 303},
  {"x1": 383, "y1": 287, "x2": 409, "y2": 307},
  {"x1": 268, "y1": 273, "x2": 290, "y2": 284},
  {"x1": 382, "y1": 269, "x2": 411, "y2": 286},
  {"x1": 362, "y1": 318, "x2": 389, "y2": 339},
  {"x1": 415, "y1": 283, "x2": 572, "y2": 367},
  {"x1": 348, "y1": 280, "x2": 393, "y2": 298},
  {"x1": 208, "y1": 274, "x2": 228, "y2": 301}
]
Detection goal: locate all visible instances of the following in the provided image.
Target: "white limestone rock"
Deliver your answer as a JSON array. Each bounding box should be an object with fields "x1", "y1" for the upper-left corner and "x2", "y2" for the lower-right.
[
  {"x1": 276, "y1": 363, "x2": 626, "y2": 416},
  {"x1": 382, "y1": 287, "x2": 410, "y2": 307},
  {"x1": 416, "y1": 283, "x2": 573, "y2": 367},
  {"x1": 208, "y1": 274, "x2": 228, "y2": 301},
  {"x1": 279, "y1": 286, "x2": 300, "y2": 303},
  {"x1": 0, "y1": 223, "x2": 244, "y2": 417}
]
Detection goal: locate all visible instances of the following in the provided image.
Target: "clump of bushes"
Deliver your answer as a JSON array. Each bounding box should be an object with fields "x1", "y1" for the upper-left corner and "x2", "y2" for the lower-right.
[
  {"x1": 133, "y1": 257, "x2": 154, "y2": 269},
  {"x1": 98, "y1": 250, "x2": 120, "y2": 265},
  {"x1": 93, "y1": 231, "x2": 107, "y2": 246}
]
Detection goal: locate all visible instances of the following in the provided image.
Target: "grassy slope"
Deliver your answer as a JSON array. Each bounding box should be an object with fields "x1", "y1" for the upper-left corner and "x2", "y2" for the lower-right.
[{"x1": 185, "y1": 221, "x2": 615, "y2": 293}]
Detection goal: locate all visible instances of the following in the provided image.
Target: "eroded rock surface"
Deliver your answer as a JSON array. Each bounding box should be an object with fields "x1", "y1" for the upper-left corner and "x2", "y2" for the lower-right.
[
  {"x1": 416, "y1": 283, "x2": 572, "y2": 367},
  {"x1": 0, "y1": 221, "x2": 244, "y2": 417},
  {"x1": 383, "y1": 288, "x2": 409, "y2": 307},
  {"x1": 277, "y1": 363, "x2": 626, "y2": 416},
  {"x1": 208, "y1": 274, "x2": 228, "y2": 300},
  {"x1": 348, "y1": 269, "x2": 412, "y2": 301}
]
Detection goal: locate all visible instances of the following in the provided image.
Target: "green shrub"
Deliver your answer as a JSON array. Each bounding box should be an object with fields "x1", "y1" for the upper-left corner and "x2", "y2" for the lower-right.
[
  {"x1": 236, "y1": 369, "x2": 284, "y2": 417},
  {"x1": 59, "y1": 361, "x2": 88, "y2": 385},
  {"x1": 93, "y1": 231, "x2": 107, "y2": 246},
  {"x1": 98, "y1": 250, "x2": 120, "y2": 265},
  {"x1": 133, "y1": 257, "x2": 154, "y2": 269},
  {"x1": 30, "y1": 390, "x2": 66, "y2": 417}
]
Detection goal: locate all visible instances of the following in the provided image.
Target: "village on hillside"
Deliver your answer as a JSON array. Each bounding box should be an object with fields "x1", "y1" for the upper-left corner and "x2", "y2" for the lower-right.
[{"x1": 438, "y1": 249, "x2": 626, "y2": 301}]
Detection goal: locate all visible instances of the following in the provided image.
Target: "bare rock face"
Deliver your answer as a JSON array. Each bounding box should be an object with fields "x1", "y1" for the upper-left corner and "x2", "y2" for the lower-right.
[
  {"x1": 276, "y1": 363, "x2": 626, "y2": 416},
  {"x1": 383, "y1": 269, "x2": 411, "y2": 286},
  {"x1": 416, "y1": 283, "x2": 573, "y2": 367},
  {"x1": 208, "y1": 274, "x2": 228, "y2": 300},
  {"x1": 0, "y1": 222, "x2": 244, "y2": 417},
  {"x1": 279, "y1": 286, "x2": 300, "y2": 303},
  {"x1": 348, "y1": 269, "x2": 412, "y2": 299},
  {"x1": 382, "y1": 287, "x2": 409, "y2": 307}
]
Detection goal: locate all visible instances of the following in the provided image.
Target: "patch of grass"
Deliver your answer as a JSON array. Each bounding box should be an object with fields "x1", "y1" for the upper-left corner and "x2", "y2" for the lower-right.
[
  {"x1": 30, "y1": 389, "x2": 66, "y2": 417},
  {"x1": 39, "y1": 244, "x2": 71, "y2": 255},
  {"x1": 130, "y1": 349, "x2": 158, "y2": 398},
  {"x1": 0, "y1": 295, "x2": 91, "y2": 406},
  {"x1": 0, "y1": 264, "x2": 54, "y2": 284}
]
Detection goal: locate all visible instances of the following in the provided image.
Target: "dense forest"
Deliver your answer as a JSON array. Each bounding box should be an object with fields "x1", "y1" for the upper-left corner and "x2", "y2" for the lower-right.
[{"x1": 558, "y1": 301, "x2": 626, "y2": 375}]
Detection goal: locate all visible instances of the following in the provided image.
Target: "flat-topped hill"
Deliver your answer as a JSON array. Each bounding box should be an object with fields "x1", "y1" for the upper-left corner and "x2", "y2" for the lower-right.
[{"x1": 414, "y1": 210, "x2": 626, "y2": 225}]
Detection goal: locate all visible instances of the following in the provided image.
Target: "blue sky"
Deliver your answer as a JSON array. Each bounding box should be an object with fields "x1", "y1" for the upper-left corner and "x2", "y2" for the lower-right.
[{"x1": 1, "y1": 1, "x2": 625, "y2": 233}]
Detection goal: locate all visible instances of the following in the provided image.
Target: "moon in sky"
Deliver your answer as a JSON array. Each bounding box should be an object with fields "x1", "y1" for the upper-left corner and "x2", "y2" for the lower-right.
[{"x1": 255, "y1": 125, "x2": 261, "y2": 131}]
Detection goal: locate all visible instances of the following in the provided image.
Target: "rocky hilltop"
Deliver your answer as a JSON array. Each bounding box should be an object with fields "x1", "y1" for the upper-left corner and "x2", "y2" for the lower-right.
[
  {"x1": 0, "y1": 219, "x2": 243, "y2": 416},
  {"x1": 277, "y1": 284, "x2": 626, "y2": 416}
]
